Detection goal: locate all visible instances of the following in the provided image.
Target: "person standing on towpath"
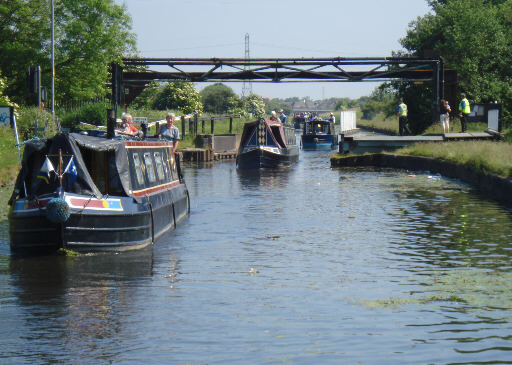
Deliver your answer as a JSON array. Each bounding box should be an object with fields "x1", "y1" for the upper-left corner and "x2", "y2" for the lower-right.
[
  {"x1": 397, "y1": 98, "x2": 411, "y2": 136},
  {"x1": 459, "y1": 93, "x2": 471, "y2": 133}
]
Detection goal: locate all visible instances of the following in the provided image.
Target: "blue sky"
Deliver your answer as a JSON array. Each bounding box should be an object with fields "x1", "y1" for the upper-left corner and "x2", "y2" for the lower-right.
[{"x1": 117, "y1": 0, "x2": 431, "y2": 99}]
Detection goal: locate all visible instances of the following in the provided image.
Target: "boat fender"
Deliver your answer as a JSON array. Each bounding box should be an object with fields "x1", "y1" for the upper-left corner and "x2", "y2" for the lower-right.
[
  {"x1": 313, "y1": 138, "x2": 319, "y2": 143},
  {"x1": 46, "y1": 198, "x2": 71, "y2": 223}
]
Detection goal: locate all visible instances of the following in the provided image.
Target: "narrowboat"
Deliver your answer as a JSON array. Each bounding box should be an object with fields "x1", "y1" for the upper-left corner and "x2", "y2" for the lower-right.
[
  {"x1": 301, "y1": 119, "x2": 338, "y2": 150},
  {"x1": 8, "y1": 131, "x2": 189, "y2": 253},
  {"x1": 236, "y1": 118, "x2": 298, "y2": 169}
]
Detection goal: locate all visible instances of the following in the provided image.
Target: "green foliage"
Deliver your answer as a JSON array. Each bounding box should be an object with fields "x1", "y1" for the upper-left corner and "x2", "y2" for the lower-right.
[
  {"x1": 244, "y1": 94, "x2": 265, "y2": 118},
  {"x1": 394, "y1": 82, "x2": 433, "y2": 134},
  {"x1": 226, "y1": 96, "x2": 246, "y2": 116},
  {"x1": 200, "y1": 83, "x2": 237, "y2": 114},
  {"x1": 264, "y1": 98, "x2": 290, "y2": 115},
  {"x1": 0, "y1": 71, "x2": 18, "y2": 112},
  {"x1": 400, "y1": 0, "x2": 512, "y2": 125},
  {"x1": 360, "y1": 84, "x2": 397, "y2": 120},
  {"x1": 0, "y1": 0, "x2": 136, "y2": 105},
  {"x1": 152, "y1": 82, "x2": 203, "y2": 114},
  {"x1": 0, "y1": 127, "x2": 21, "y2": 187},
  {"x1": 334, "y1": 97, "x2": 358, "y2": 111},
  {"x1": 59, "y1": 101, "x2": 112, "y2": 129},
  {"x1": 16, "y1": 106, "x2": 57, "y2": 140},
  {"x1": 130, "y1": 83, "x2": 161, "y2": 110}
]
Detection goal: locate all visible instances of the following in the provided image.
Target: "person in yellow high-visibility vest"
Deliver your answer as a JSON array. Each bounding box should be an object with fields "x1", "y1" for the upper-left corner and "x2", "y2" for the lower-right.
[
  {"x1": 458, "y1": 93, "x2": 471, "y2": 133},
  {"x1": 397, "y1": 98, "x2": 411, "y2": 136}
]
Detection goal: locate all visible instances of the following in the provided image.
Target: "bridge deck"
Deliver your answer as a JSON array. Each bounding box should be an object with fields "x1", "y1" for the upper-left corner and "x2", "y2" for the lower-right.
[{"x1": 341, "y1": 131, "x2": 495, "y2": 153}]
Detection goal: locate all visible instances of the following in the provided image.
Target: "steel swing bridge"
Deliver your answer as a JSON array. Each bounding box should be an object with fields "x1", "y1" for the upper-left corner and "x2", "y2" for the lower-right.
[{"x1": 111, "y1": 56, "x2": 456, "y2": 120}]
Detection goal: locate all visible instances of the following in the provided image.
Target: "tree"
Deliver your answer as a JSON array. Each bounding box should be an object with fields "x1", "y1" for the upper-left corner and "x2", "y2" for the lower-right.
[
  {"x1": 0, "y1": 0, "x2": 136, "y2": 105},
  {"x1": 335, "y1": 97, "x2": 358, "y2": 111},
  {"x1": 244, "y1": 94, "x2": 265, "y2": 118},
  {"x1": 359, "y1": 84, "x2": 397, "y2": 120},
  {"x1": 130, "y1": 83, "x2": 161, "y2": 109},
  {"x1": 226, "y1": 96, "x2": 246, "y2": 116},
  {"x1": 264, "y1": 98, "x2": 287, "y2": 115},
  {"x1": 152, "y1": 82, "x2": 203, "y2": 114},
  {"x1": 200, "y1": 83, "x2": 238, "y2": 114},
  {"x1": 400, "y1": 0, "x2": 512, "y2": 126},
  {"x1": 0, "y1": 71, "x2": 18, "y2": 110}
]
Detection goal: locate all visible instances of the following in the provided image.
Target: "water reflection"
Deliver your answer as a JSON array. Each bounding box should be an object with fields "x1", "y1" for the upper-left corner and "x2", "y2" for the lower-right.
[
  {"x1": 3, "y1": 248, "x2": 158, "y2": 362},
  {"x1": 1, "y1": 153, "x2": 512, "y2": 363},
  {"x1": 236, "y1": 168, "x2": 292, "y2": 189}
]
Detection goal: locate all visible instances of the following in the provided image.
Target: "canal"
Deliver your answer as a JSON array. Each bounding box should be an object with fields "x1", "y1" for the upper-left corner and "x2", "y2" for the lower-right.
[{"x1": 1, "y1": 150, "x2": 512, "y2": 364}]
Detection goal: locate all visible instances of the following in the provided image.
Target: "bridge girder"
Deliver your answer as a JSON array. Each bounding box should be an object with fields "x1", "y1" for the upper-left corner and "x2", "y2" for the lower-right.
[{"x1": 113, "y1": 57, "x2": 455, "y2": 122}]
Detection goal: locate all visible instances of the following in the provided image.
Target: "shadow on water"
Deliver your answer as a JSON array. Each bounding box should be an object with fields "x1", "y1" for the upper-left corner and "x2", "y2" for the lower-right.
[{"x1": 1, "y1": 245, "x2": 162, "y2": 363}]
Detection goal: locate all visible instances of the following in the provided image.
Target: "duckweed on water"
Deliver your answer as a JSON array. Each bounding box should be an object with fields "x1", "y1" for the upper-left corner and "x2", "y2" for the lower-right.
[
  {"x1": 360, "y1": 269, "x2": 512, "y2": 310},
  {"x1": 57, "y1": 248, "x2": 81, "y2": 257}
]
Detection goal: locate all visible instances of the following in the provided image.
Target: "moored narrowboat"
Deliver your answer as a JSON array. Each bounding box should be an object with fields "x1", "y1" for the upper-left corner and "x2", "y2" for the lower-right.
[
  {"x1": 301, "y1": 119, "x2": 338, "y2": 150},
  {"x1": 8, "y1": 132, "x2": 189, "y2": 253},
  {"x1": 236, "y1": 118, "x2": 298, "y2": 169}
]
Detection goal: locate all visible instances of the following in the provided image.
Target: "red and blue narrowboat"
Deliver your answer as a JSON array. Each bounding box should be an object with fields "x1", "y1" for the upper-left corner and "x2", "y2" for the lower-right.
[{"x1": 8, "y1": 131, "x2": 189, "y2": 253}]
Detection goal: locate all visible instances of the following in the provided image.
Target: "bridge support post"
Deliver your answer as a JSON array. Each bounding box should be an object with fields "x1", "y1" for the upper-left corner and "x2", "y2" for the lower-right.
[
  {"x1": 111, "y1": 63, "x2": 123, "y2": 118},
  {"x1": 432, "y1": 58, "x2": 441, "y2": 125}
]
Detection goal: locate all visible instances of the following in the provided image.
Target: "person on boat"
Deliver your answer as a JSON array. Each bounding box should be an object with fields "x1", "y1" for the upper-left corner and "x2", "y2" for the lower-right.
[
  {"x1": 126, "y1": 113, "x2": 139, "y2": 134},
  {"x1": 279, "y1": 110, "x2": 287, "y2": 124},
  {"x1": 117, "y1": 113, "x2": 132, "y2": 135},
  {"x1": 157, "y1": 112, "x2": 180, "y2": 155},
  {"x1": 270, "y1": 111, "x2": 279, "y2": 122},
  {"x1": 328, "y1": 112, "x2": 335, "y2": 123},
  {"x1": 117, "y1": 113, "x2": 139, "y2": 136}
]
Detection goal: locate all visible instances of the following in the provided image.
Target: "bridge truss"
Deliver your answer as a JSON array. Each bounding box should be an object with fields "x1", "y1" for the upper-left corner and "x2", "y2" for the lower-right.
[{"x1": 112, "y1": 57, "x2": 456, "y2": 121}]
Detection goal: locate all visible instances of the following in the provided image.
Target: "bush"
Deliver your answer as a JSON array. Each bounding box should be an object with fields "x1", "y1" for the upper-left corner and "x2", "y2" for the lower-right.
[
  {"x1": 59, "y1": 101, "x2": 112, "y2": 129},
  {"x1": 16, "y1": 106, "x2": 57, "y2": 140}
]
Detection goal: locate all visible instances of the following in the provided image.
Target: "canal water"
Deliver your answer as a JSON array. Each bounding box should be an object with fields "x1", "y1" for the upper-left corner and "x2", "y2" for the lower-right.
[{"x1": 1, "y1": 150, "x2": 512, "y2": 364}]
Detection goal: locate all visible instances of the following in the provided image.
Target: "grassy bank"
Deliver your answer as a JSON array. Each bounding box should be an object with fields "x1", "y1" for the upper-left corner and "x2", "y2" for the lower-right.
[
  {"x1": 357, "y1": 112, "x2": 488, "y2": 135},
  {"x1": 396, "y1": 141, "x2": 512, "y2": 179},
  {"x1": 0, "y1": 127, "x2": 21, "y2": 187}
]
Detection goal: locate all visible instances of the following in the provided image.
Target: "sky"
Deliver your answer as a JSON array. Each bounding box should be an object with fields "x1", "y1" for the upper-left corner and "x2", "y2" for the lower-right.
[{"x1": 117, "y1": 0, "x2": 432, "y2": 100}]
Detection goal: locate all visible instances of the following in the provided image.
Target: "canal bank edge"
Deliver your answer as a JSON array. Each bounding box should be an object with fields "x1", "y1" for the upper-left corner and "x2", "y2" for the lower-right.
[{"x1": 331, "y1": 153, "x2": 512, "y2": 206}]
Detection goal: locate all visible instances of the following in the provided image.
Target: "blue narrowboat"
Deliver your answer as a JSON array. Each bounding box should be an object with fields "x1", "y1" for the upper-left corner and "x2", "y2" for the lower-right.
[
  {"x1": 8, "y1": 132, "x2": 189, "y2": 253},
  {"x1": 236, "y1": 118, "x2": 298, "y2": 169},
  {"x1": 301, "y1": 119, "x2": 338, "y2": 150}
]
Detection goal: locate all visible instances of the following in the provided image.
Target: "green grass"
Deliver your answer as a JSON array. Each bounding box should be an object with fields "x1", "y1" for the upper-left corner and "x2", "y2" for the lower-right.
[
  {"x1": 356, "y1": 112, "x2": 398, "y2": 135},
  {"x1": 357, "y1": 112, "x2": 488, "y2": 135},
  {"x1": 422, "y1": 120, "x2": 488, "y2": 134},
  {"x1": 0, "y1": 127, "x2": 22, "y2": 187},
  {"x1": 397, "y1": 140, "x2": 512, "y2": 178}
]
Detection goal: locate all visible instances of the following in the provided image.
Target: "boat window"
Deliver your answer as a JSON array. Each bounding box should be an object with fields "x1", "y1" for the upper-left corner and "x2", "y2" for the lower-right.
[
  {"x1": 143, "y1": 152, "x2": 156, "y2": 183},
  {"x1": 132, "y1": 153, "x2": 145, "y2": 186},
  {"x1": 153, "y1": 151, "x2": 165, "y2": 181},
  {"x1": 107, "y1": 151, "x2": 124, "y2": 195},
  {"x1": 87, "y1": 150, "x2": 106, "y2": 193},
  {"x1": 163, "y1": 149, "x2": 173, "y2": 180}
]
